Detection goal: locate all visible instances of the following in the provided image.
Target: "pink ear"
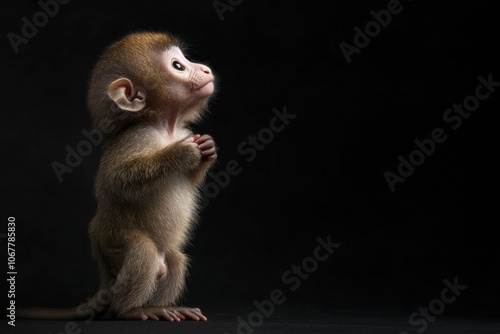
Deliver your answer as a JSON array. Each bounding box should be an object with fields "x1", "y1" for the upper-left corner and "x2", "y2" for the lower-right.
[{"x1": 107, "y1": 78, "x2": 147, "y2": 112}]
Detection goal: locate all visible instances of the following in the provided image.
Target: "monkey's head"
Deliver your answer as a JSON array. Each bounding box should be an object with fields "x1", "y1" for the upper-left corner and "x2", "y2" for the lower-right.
[{"x1": 87, "y1": 32, "x2": 214, "y2": 135}]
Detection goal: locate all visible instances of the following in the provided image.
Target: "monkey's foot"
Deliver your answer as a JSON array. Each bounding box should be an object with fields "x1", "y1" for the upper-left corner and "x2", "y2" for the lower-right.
[
  {"x1": 122, "y1": 306, "x2": 207, "y2": 321},
  {"x1": 168, "y1": 307, "x2": 207, "y2": 321}
]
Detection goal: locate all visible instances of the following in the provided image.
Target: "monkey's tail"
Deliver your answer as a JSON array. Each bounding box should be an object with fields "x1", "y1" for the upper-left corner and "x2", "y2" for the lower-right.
[{"x1": 17, "y1": 295, "x2": 108, "y2": 320}]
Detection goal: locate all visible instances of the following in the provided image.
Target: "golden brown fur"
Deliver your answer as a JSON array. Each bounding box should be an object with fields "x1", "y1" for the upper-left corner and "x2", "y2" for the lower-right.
[{"x1": 18, "y1": 32, "x2": 216, "y2": 321}]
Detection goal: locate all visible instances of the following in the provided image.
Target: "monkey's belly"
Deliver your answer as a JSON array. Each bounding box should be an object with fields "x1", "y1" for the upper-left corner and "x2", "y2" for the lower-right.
[
  {"x1": 149, "y1": 178, "x2": 198, "y2": 247},
  {"x1": 91, "y1": 173, "x2": 199, "y2": 252}
]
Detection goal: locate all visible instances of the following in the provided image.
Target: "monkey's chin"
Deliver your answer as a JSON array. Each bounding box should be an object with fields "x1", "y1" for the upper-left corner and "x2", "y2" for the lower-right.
[{"x1": 196, "y1": 81, "x2": 214, "y2": 98}]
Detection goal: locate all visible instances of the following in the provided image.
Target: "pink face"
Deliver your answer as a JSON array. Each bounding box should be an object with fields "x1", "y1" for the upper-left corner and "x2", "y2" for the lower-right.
[{"x1": 161, "y1": 47, "x2": 214, "y2": 108}]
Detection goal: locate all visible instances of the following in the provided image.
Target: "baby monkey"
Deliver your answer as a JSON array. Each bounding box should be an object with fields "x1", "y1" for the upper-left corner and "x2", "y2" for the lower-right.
[{"x1": 19, "y1": 32, "x2": 216, "y2": 321}]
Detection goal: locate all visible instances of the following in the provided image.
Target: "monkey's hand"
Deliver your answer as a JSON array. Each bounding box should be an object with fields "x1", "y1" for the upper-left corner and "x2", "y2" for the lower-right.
[
  {"x1": 188, "y1": 134, "x2": 216, "y2": 185},
  {"x1": 175, "y1": 137, "x2": 203, "y2": 170},
  {"x1": 194, "y1": 134, "x2": 217, "y2": 162}
]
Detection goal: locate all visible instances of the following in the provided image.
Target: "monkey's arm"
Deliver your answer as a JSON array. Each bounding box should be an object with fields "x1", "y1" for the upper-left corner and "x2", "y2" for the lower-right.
[{"x1": 104, "y1": 139, "x2": 201, "y2": 190}]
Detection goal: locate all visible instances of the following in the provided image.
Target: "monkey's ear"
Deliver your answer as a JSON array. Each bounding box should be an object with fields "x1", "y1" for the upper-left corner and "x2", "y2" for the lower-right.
[{"x1": 107, "y1": 78, "x2": 147, "y2": 112}]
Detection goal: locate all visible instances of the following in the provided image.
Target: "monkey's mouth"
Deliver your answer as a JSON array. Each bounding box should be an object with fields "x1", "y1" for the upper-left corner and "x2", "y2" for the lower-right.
[{"x1": 193, "y1": 79, "x2": 214, "y2": 91}]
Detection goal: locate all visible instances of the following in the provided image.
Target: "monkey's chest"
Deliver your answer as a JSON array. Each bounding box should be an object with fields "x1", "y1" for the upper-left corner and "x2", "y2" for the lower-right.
[{"x1": 153, "y1": 176, "x2": 198, "y2": 231}]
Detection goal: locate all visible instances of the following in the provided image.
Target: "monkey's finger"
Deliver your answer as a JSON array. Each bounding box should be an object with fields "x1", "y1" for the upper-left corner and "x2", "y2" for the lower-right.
[
  {"x1": 202, "y1": 154, "x2": 217, "y2": 162},
  {"x1": 193, "y1": 134, "x2": 201, "y2": 141},
  {"x1": 195, "y1": 134, "x2": 213, "y2": 144},
  {"x1": 198, "y1": 139, "x2": 215, "y2": 150},
  {"x1": 147, "y1": 312, "x2": 160, "y2": 321},
  {"x1": 201, "y1": 147, "x2": 216, "y2": 156}
]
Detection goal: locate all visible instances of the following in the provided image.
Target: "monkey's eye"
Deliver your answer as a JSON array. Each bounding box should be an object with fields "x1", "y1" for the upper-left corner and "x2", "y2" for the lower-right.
[{"x1": 172, "y1": 60, "x2": 185, "y2": 71}]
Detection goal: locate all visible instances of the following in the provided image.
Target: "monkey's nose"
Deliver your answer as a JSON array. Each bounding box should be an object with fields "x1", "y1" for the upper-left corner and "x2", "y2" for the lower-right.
[{"x1": 201, "y1": 65, "x2": 211, "y2": 75}]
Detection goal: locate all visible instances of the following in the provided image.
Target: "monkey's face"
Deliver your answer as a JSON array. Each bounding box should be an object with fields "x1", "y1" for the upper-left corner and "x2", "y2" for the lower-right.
[
  {"x1": 160, "y1": 47, "x2": 214, "y2": 111},
  {"x1": 104, "y1": 42, "x2": 214, "y2": 122}
]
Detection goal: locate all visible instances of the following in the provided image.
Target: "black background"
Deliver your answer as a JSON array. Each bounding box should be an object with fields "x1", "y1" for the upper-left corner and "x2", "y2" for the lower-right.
[{"x1": 1, "y1": 0, "x2": 499, "y2": 321}]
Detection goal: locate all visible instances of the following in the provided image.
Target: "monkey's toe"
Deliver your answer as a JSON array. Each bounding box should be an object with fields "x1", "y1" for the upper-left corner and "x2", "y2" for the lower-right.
[{"x1": 168, "y1": 307, "x2": 207, "y2": 321}]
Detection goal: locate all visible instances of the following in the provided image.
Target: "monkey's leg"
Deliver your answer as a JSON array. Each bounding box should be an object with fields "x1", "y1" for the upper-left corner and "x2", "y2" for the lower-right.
[
  {"x1": 91, "y1": 239, "x2": 113, "y2": 288},
  {"x1": 106, "y1": 232, "x2": 163, "y2": 320},
  {"x1": 147, "y1": 250, "x2": 207, "y2": 321},
  {"x1": 84, "y1": 242, "x2": 115, "y2": 318}
]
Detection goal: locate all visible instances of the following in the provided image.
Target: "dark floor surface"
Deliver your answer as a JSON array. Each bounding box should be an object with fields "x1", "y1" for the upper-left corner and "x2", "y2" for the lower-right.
[{"x1": 4, "y1": 308, "x2": 499, "y2": 334}]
